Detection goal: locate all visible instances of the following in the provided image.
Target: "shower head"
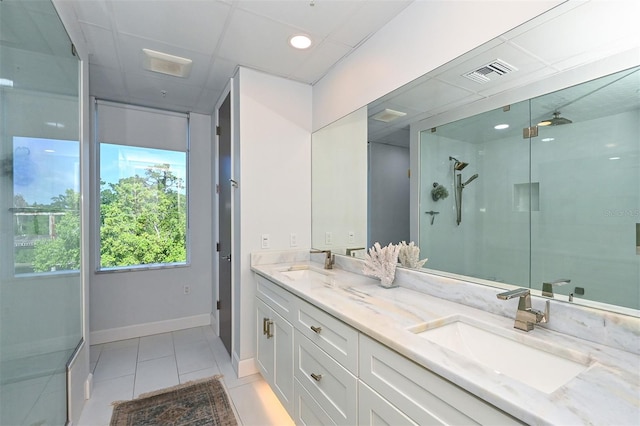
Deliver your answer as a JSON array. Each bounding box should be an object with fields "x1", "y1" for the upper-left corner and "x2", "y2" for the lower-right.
[
  {"x1": 538, "y1": 111, "x2": 573, "y2": 127},
  {"x1": 449, "y1": 156, "x2": 469, "y2": 170}
]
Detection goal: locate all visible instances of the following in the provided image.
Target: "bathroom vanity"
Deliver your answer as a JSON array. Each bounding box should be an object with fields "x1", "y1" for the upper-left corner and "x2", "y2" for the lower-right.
[{"x1": 251, "y1": 251, "x2": 639, "y2": 425}]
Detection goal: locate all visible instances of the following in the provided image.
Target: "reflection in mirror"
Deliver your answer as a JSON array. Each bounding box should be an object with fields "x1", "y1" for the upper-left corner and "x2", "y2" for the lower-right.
[
  {"x1": 419, "y1": 66, "x2": 640, "y2": 310},
  {"x1": 312, "y1": 2, "x2": 639, "y2": 315},
  {"x1": 312, "y1": 107, "x2": 367, "y2": 256}
]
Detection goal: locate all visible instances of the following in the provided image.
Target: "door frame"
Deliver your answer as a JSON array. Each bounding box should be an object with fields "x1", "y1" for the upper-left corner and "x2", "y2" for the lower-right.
[{"x1": 213, "y1": 80, "x2": 234, "y2": 355}]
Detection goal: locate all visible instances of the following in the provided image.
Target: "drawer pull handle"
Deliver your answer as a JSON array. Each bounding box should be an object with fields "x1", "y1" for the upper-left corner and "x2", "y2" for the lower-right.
[
  {"x1": 266, "y1": 320, "x2": 274, "y2": 339},
  {"x1": 262, "y1": 317, "x2": 269, "y2": 335},
  {"x1": 310, "y1": 325, "x2": 322, "y2": 334},
  {"x1": 310, "y1": 373, "x2": 323, "y2": 382}
]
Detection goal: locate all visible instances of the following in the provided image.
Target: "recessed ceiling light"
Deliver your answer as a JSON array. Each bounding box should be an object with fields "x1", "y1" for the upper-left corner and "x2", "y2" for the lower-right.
[
  {"x1": 494, "y1": 123, "x2": 509, "y2": 130},
  {"x1": 541, "y1": 137, "x2": 555, "y2": 142},
  {"x1": 44, "y1": 149, "x2": 56, "y2": 153},
  {"x1": 142, "y1": 49, "x2": 192, "y2": 78},
  {"x1": 609, "y1": 156, "x2": 621, "y2": 160},
  {"x1": 45, "y1": 122, "x2": 65, "y2": 128},
  {"x1": 289, "y1": 34, "x2": 312, "y2": 49},
  {"x1": 0, "y1": 78, "x2": 13, "y2": 87}
]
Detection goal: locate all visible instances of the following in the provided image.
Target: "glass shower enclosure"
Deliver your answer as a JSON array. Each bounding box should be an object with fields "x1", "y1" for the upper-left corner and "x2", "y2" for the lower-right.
[
  {"x1": 1, "y1": 0, "x2": 83, "y2": 423},
  {"x1": 419, "y1": 66, "x2": 640, "y2": 310}
]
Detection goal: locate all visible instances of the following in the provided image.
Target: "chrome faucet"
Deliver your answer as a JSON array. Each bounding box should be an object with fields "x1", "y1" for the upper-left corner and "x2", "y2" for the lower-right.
[
  {"x1": 345, "y1": 247, "x2": 365, "y2": 257},
  {"x1": 497, "y1": 288, "x2": 549, "y2": 332},
  {"x1": 310, "y1": 250, "x2": 334, "y2": 269},
  {"x1": 542, "y1": 278, "x2": 571, "y2": 298}
]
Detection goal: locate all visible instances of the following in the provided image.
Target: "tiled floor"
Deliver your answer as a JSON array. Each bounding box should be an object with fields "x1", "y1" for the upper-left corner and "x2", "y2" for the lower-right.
[{"x1": 77, "y1": 326, "x2": 294, "y2": 426}]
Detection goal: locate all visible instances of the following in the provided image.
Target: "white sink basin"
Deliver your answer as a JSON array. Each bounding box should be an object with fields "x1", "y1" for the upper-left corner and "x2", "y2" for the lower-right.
[
  {"x1": 408, "y1": 315, "x2": 590, "y2": 393},
  {"x1": 278, "y1": 265, "x2": 335, "y2": 285}
]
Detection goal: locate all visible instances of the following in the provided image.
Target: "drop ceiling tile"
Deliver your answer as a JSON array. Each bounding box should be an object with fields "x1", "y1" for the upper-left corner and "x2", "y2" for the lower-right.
[
  {"x1": 328, "y1": 0, "x2": 412, "y2": 47},
  {"x1": 123, "y1": 72, "x2": 204, "y2": 110},
  {"x1": 509, "y1": 1, "x2": 640, "y2": 66},
  {"x1": 80, "y1": 24, "x2": 119, "y2": 69},
  {"x1": 289, "y1": 39, "x2": 351, "y2": 83},
  {"x1": 193, "y1": 88, "x2": 224, "y2": 115},
  {"x1": 217, "y1": 8, "x2": 307, "y2": 78},
  {"x1": 116, "y1": 34, "x2": 211, "y2": 87},
  {"x1": 110, "y1": 0, "x2": 231, "y2": 55},
  {"x1": 235, "y1": 0, "x2": 360, "y2": 39},
  {"x1": 89, "y1": 64, "x2": 127, "y2": 99},
  {"x1": 389, "y1": 79, "x2": 474, "y2": 114},
  {"x1": 205, "y1": 56, "x2": 237, "y2": 91},
  {"x1": 73, "y1": 0, "x2": 113, "y2": 29}
]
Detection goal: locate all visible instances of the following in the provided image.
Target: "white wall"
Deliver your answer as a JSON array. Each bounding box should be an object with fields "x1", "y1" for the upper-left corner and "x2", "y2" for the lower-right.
[
  {"x1": 89, "y1": 112, "x2": 213, "y2": 342},
  {"x1": 234, "y1": 67, "x2": 312, "y2": 371},
  {"x1": 312, "y1": 0, "x2": 562, "y2": 131}
]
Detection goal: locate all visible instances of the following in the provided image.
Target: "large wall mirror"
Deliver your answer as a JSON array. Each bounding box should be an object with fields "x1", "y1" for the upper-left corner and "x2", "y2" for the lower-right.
[{"x1": 311, "y1": 1, "x2": 639, "y2": 315}]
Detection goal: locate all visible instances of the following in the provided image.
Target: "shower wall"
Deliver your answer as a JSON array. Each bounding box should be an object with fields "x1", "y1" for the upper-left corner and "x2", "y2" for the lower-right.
[{"x1": 420, "y1": 107, "x2": 640, "y2": 309}]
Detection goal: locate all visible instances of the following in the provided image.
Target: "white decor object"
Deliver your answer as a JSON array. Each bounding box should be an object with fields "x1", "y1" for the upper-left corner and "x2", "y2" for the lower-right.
[
  {"x1": 363, "y1": 242, "x2": 401, "y2": 288},
  {"x1": 398, "y1": 241, "x2": 428, "y2": 269}
]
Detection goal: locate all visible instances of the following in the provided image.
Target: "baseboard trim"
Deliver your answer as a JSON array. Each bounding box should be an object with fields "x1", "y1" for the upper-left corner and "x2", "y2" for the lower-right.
[
  {"x1": 233, "y1": 352, "x2": 258, "y2": 378},
  {"x1": 90, "y1": 314, "x2": 211, "y2": 345}
]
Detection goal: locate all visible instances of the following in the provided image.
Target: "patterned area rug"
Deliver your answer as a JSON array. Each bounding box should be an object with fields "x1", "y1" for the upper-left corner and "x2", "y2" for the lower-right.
[{"x1": 110, "y1": 375, "x2": 238, "y2": 426}]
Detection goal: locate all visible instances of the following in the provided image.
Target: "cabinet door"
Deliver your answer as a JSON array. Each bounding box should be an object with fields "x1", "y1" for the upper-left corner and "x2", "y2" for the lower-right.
[
  {"x1": 273, "y1": 311, "x2": 294, "y2": 413},
  {"x1": 358, "y1": 381, "x2": 417, "y2": 426},
  {"x1": 256, "y1": 298, "x2": 274, "y2": 382}
]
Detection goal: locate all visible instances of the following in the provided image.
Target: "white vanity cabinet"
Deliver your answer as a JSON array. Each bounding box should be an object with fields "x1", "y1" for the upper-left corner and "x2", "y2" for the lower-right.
[
  {"x1": 255, "y1": 276, "x2": 295, "y2": 414},
  {"x1": 359, "y1": 334, "x2": 523, "y2": 425},
  {"x1": 256, "y1": 273, "x2": 524, "y2": 425}
]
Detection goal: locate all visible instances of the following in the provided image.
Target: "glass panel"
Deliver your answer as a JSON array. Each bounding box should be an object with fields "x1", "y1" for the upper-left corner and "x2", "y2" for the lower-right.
[
  {"x1": 98, "y1": 143, "x2": 187, "y2": 269},
  {"x1": 0, "y1": 0, "x2": 81, "y2": 424},
  {"x1": 419, "y1": 100, "x2": 531, "y2": 286},
  {"x1": 530, "y1": 67, "x2": 640, "y2": 309}
]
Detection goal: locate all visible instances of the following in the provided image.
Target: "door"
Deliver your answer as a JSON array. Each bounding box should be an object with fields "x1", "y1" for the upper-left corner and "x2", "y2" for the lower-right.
[{"x1": 218, "y1": 92, "x2": 232, "y2": 355}]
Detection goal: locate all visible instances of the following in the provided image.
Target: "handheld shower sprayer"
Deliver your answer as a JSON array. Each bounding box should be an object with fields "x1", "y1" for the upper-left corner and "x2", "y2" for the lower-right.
[{"x1": 462, "y1": 173, "x2": 479, "y2": 188}]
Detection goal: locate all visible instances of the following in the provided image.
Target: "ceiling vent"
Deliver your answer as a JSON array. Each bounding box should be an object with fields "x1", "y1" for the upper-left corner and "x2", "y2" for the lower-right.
[
  {"x1": 372, "y1": 108, "x2": 407, "y2": 123},
  {"x1": 142, "y1": 49, "x2": 193, "y2": 78},
  {"x1": 463, "y1": 59, "x2": 517, "y2": 84}
]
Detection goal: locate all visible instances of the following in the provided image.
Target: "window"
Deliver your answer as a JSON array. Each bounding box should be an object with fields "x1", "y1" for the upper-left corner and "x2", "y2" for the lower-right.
[
  {"x1": 96, "y1": 101, "x2": 189, "y2": 270},
  {"x1": 12, "y1": 137, "x2": 80, "y2": 274}
]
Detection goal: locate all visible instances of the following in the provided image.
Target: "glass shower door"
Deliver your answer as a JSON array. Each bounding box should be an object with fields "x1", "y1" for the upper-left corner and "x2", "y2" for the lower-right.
[{"x1": 0, "y1": 0, "x2": 82, "y2": 424}]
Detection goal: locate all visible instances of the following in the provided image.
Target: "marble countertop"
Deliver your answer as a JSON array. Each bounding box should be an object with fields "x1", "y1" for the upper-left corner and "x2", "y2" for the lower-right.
[{"x1": 252, "y1": 260, "x2": 640, "y2": 425}]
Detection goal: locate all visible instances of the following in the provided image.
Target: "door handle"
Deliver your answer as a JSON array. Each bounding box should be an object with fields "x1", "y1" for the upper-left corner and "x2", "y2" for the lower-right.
[{"x1": 266, "y1": 319, "x2": 274, "y2": 338}]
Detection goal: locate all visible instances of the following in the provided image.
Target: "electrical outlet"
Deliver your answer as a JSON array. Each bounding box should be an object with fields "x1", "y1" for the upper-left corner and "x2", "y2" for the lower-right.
[
  {"x1": 183, "y1": 285, "x2": 191, "y2": 295},
  {"x1": 348, "y1": 231, "x2": 355, "y2": 244},
  {"x1": 261, "y1": 234, "x2": 270, "y2": 249},
  {"x1": 325, "y1": 231, "x2": 333, "y2": 245},
  {"x1": 290, "y1": 233, "x2": 298, "y2": 247}
]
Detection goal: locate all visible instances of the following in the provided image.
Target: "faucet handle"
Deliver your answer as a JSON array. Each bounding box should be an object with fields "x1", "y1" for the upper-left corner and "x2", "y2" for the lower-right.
[{"x1": 497, "y1": 288, "x2": 530, "y2": 300}]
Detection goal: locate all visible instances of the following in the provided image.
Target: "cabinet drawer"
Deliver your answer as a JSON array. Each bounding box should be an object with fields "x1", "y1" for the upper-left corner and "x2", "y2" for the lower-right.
[
  {"x1": 358, "y1": 381, "x2": 417, "y2": 426},
  {"x1": 256, "y1": 275, "x2": 295, "y2": 322},
  {"x1": 295, "y1": 330, "x2": 358, "y2": 425},
  {"x1": 294, "y1": 378, "x2": 335, "y2": 426},
  {"x1": 359, "y1": 334, "x2": 523, "y2": 426},
  {"x1": 295, "y1": 297, "x2": 358, "y2": 374}
]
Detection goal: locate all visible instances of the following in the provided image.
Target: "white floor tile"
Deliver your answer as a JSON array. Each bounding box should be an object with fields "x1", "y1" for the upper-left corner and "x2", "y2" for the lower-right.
[
  {"x1": 138, "y1": 332, "x2": 174, "y2": 362},
  {"x1": 172, "y1": 327, "x2": 206, "y2": 346},
  {"x1": 78, "y1": 327, "x2": 292, "y2": 426},
  {"x1": 92, "y1": 346, "x2": 138, "y2": 383},
  {"x1": 175, "y1": 339, "x2": 216, "y2": 375},
  {"x1": 133, "y1": 355, "x2": 179, "y2": 397},
  {"x1": 228, "y1": 379, "x2": 295, "y2": 426},
  {"x1": 77, "y1": 374, "x2": 134, "y2": 426},
  {"x1": 179, "y1": 366, "x2": 221, "y2": 384}
]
